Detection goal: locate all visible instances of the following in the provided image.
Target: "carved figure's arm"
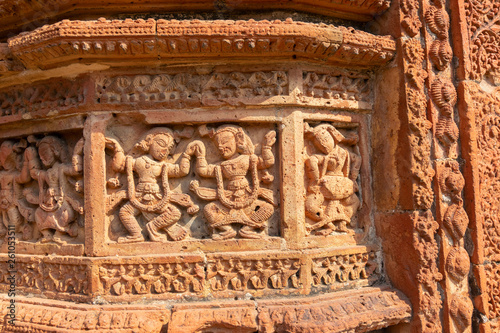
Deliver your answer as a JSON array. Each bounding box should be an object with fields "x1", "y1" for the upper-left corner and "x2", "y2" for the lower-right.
[
  {"x1": 305, "y1": 155, "x2": 320, "y2": 187},
  {"x1": 168, "y1": 142, "x2": 197, "y2": 178},
  {"x1": 21, "y1": 146, "x2": 42, "y2": 181},
  {"x1": 258, "y1": 131, "x2": 276, "y2": 169},
  {"x1": 105, "y1": 137, "x2": 127, "y2": 173},
  {"x1": 190, "y1": 140, "x2": 216, "y2": 178},
  {"x1": 63, "y1": 138, "x2": 85, "y2": 176}
]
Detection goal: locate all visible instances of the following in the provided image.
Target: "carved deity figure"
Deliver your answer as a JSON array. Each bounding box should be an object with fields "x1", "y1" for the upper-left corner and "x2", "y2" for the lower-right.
[
  {"x1": 189, "y1": 125, "x2": 276, "y2": 240},
  {"x1": 105, "y1": 128, "x2": 199, "y2": 243},
  {"x1": 21, "y1": 136, "x2": 84, "y2": 244},
  {"x1": 304, "y1": 123, "x2": 361, "y2": 235},
  {"x1": 0, "y1": 140, "x2": 29, "y2": 240}
]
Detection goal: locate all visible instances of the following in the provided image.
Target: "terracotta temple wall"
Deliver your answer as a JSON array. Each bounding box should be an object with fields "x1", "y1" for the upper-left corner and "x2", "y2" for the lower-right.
[{"x1": 0, "y1": 0, "x2": 496, "y2": 332}]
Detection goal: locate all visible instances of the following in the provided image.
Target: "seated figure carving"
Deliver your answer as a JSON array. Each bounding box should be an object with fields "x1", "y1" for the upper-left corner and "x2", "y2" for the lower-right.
[
  {"x1": 189, "y1": 124, "x2": 277, "y2": 240},
  {"x1": 105, "y1": 128, "x2": 199, "y2": 243},
  {"x1": 304, "y1": 123, "x2": 361, "y2": 235}
]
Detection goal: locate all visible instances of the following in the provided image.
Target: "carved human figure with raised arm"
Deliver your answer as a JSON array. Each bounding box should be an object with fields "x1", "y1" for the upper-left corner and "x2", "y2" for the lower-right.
[
  {"x1": 105, "y1": 127, "x2": 199, "y2": 243},
  {"x1": 21, "y1": 136, "x2": 84, "y2": 244},
  {"x1": 0, "y1": 139, "x2": 30, "y2": 240},
  {"x1": 189, "y1": 124, "x2": 277, "y2": 240}
]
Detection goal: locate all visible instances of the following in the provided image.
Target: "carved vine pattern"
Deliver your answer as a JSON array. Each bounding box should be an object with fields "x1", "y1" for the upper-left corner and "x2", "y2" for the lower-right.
[
  {"x1": 400, "y1": 0, "x2": 442, "y2": 330},
  {"x1": 464, "y1": 0, "x2": 500, "y2": 82}
]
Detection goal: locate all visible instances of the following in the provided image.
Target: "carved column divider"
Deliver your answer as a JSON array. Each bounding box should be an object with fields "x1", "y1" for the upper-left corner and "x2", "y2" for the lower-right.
[
  {"x1": 421, "y1": 0, "x2": 474, "y2": 332},
  {"x1": 449, "y1": 0, "x2": 500, "y2": 331},
  {"x1": 377, "y1": 0, "x2": 444, "y2": 331}
]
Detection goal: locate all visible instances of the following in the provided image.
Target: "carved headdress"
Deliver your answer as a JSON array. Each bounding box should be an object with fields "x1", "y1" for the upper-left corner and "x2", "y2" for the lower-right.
[
  {"x1": 135, "y1": 127, "x2": 194, "y2": 153},
  {"x1": 199, "y1": 124, "x2": 255, "y2": 155}
]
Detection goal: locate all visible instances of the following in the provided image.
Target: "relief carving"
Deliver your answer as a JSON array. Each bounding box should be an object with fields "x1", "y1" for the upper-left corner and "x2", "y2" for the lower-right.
[
  {"x1": 302, "y1": 71, "x2": 371, "y2": 102},
  {"x1": 0, "y1": 260, "x2": 88, "y2": 295},
  {"x1": 207, "y1": 259, "x2": 300, "y2": 291},
  {"x1": 99, "y1": 262, "x2": 205, "y2": 295},
  {"x1": 0, "y1": 135, "x2": 84, "y2": 244},
  {"x1": 403, "y1": 39, "x2": 435, "y2": 210},
  {"x1": 189, "y1": 125, "x2": 277, "y2": 240},
  {"x1": 105, "y1": 128, "x2": 199, "y2": 243},
  {"x1": 303, "y1": 123, "x2": 361, "y2": 235},
  {"x1": 464, "y1": 0, "x2": 500, "y2": 83},
  {"x1": 438, "y1": 161, "x2": 468, "y2": 243},
  {"x1": 431, "y1": 80, "x2": 459, "y2": 159},
  {"x1": 445, "y1": 247, "x2": 470, "y2": 283},
  {"x1": 0, "y1": 80, "x2": 84, "y2": 117},
  {"x1": 412, "y1": 210, "x2": 442, "y2": 332},
  {"x1": 401, "y1": 0, "x2": 422, "y2": 37},
  {"x1": 96, "y1": 71, "x2": 289, "y2": 105},
  {"x1": 311, "y1": 251, "x2": 377, "y2": 287},
  {"x1": 425, "y1": 0, "x2": 452, "y2": 71},
  {"x1": 0, "y1": 139, "x2": 32, "y2": 240},
  {"x1": 22, "y1": 136, "x2": 84, "y2": 244}
]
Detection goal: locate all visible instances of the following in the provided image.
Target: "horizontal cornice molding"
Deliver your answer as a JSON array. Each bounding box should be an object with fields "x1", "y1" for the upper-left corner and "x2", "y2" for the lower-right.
[{"x1": 7, "y1": 18, "x2": 396, "y2": 70}]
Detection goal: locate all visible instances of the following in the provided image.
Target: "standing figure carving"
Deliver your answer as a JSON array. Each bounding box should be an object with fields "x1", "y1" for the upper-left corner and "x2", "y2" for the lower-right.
[
  {"x1": 0, "y1": 139, "x2": 32, "y2": 241},
  {"x1": 304, "y1": 123, "x2": 361, "y2": 235},
  {"x1": 190, "y1": 125, "x2": 277, "y2": 240},
  {"x1": 105, "y1": 128, "x2": 199, "y2": 243},
  {"x1": 21, "y1": 136, "x2": 84, "y2": 244}
]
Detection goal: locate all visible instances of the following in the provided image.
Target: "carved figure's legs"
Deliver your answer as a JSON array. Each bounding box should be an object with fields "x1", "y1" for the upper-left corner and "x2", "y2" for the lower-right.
[
  {"x1": 240, "y1": 200, "x2": 274, "y2": 239},
  {"x1": 118, "y1": 203, "x2": 145, "y2": 243},
  {"x1": 35, "y1": 201, "x2": 77, "y2": 243},
  {"x1": 145, "y1": 204, "x2": 186, "y2": 242},
  {"x1": 204, "y1": 202, "x2": 236, "y2": 240}
]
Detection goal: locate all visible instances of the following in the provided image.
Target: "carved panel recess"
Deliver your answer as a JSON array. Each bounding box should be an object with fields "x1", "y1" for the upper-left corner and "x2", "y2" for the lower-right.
[
  {"x1": 104, "y1": 123, "x2": 280, "y2": 246},
  {"x1": 0, "y1": 133, "x2": 84, "y2": 254},
  {"x1": 304, "y1": 123, "x2": 362, "y2": 235}
]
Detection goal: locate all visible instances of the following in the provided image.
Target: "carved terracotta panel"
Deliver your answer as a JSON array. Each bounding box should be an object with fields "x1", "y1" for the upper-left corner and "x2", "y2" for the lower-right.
[{"x1": 104, "y1": 122, "x2": 280, "y2": 246}]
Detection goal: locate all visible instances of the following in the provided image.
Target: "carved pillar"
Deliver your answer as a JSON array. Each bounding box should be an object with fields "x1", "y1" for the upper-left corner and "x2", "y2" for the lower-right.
[{"x1": 450, "y1": 0, "x2": 500, "y2": 331}]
